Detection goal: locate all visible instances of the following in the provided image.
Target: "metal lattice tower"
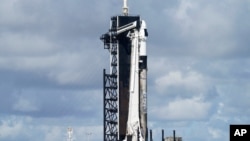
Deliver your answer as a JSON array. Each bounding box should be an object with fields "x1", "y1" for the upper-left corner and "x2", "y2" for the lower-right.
[
  {"x1": 101, "y1": 16, "x2": 119, "y2": 141},
  {"x1": 67, "y1": 127, "x2": 73, "y2": 141}
]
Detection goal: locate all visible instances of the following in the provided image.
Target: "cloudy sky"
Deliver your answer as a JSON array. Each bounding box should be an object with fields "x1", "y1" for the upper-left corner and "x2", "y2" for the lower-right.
[{"x1": 0, "y1": 0, "x2": 250, "y2": 141}]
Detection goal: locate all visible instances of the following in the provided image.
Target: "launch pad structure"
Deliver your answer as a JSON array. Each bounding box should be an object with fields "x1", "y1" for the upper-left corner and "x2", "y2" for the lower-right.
[
  {"x1": 100, "y1": 1, "x2": 148, "y2": 140},
  {"x1": 101, "y1": 15, "x2": 144, "y2": 140},
  {"x1": 100, "y1": 1, "x2": 182, "y2": 141}
]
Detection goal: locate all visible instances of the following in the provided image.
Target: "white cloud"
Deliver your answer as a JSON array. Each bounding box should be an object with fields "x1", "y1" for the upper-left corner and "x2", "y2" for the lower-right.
[
  {"x1": 168, "y1": 0, "x2": 233, "y2": 37},
  {"x1": 155, "y1": 70, "x2": 206, "y2": 94},
  {"x1": 0, "y1": 116, "x2": 32, "y2": 139},
  {"x1": 208, "y1": 127, "x2": 221, "y2": 139},
  {"x1": 171, "y1": 0, "x2": 197, "y2": 30},
  {"x1": 0, "y1": 119, "x2": 22, "y2": 138},
  {"x1": 74, "y1": 126, "x2": 103, "y2": 141},
  {"x1": 0, "y1": 115, "x2": 103, "y2": 141},
  {"x1": 0, "y1": 0, "x2": 250, "y2": 141},
  {"x1": 162, "y1": 0, "x2": 239, "y2": 58},
  {"x1": 0, "y1": 41, "x2": 105, "y2": 87},
  {"x1": 0, "y1": 33, "x2": 57, "y2": 56},
  {"x1": 44, "y1": 126, "x2": 63, "y2": 141},
  {"x1": 151, "y1": 96, "x2": 211, "y2": 120},
  {"x1": 13, "y1": 97, "x2": 39, "y2": 112}
]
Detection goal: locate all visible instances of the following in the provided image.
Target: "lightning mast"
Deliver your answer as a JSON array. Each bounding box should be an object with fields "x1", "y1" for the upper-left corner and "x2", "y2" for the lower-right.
[{"x1": 123, "y1": 0, "x2": 129, "y2": 16}]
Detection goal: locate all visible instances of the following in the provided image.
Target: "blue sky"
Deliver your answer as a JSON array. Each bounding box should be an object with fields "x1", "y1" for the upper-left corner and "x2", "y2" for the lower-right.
[{"x1": 0, "y1": 0, "x2": 250, "y2": 141}]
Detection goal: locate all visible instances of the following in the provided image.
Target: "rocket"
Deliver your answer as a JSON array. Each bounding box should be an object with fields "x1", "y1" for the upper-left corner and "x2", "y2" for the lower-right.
[
  {"x1": 139, "y1": 20, "x2": 148, "y2": 140},
  {"x1": 125, "y1": 20, "x2": 148, "y2": 141},
  {"x1": 113, "y1": 1, "x2": 148, "y2": 141}
]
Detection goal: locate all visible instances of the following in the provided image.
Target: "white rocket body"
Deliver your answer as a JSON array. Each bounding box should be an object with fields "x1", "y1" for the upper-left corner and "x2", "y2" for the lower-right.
[
  {"x1": 125, "y1": 20, "x2": 148, "y2": 141},
  {"x1": 139, "y1": 20, "x2": 147, "y2": 140}
]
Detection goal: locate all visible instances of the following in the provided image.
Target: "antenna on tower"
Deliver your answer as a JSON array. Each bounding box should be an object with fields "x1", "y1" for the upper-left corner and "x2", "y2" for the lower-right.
[
  {"x1": 67, "y1": 127, "x2": 73, "y2": 141},
  {"x1": 123, "y1": 0, "x2": 129, "y2": 16}
]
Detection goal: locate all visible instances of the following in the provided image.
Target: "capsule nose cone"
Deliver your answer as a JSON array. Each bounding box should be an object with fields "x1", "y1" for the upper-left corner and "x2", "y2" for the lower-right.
[
  {"x1": 141, "y1": 20, "x2": 147, "y2": 29},
  {"x1": 140, "y1": 20, "x2": 148, "y2": 37}
]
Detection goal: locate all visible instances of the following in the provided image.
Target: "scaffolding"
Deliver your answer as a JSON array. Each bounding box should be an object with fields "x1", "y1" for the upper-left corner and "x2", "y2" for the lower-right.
[{"x1": 101, "y1": 16, "x2": 119, "y2": 141}]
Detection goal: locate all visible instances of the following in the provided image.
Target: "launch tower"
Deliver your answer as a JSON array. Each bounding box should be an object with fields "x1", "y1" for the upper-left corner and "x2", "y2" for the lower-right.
[{"x1": 101, "y1": 1, "x2": 148, "y2": 141}]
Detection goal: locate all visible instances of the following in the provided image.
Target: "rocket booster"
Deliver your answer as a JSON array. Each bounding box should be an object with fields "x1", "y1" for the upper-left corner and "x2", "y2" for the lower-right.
[
  {"x1": 139, "y1": 20, "x2": 148, "y2": 140},
  {"x1": 124, "y1": 20, "x2": 148, "y2": 141}
]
